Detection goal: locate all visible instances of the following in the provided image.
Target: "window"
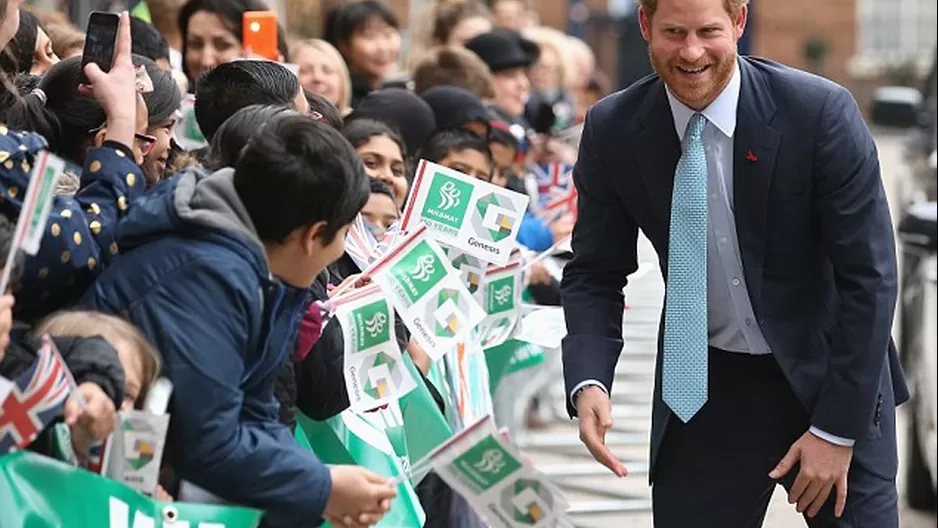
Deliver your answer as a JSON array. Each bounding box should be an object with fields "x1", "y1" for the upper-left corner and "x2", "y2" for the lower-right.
[{"x1": 857, "y1": 0, "x2": 937, "y2": 62}]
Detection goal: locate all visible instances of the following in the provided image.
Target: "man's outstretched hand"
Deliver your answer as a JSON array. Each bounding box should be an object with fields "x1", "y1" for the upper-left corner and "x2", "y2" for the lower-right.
[{"x1": 576, "y1": 386, "x2": 628, "y2": 478}]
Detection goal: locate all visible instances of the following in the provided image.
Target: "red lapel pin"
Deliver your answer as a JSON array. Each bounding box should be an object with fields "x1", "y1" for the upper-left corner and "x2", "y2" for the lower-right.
[{"x1": 745, "y1": 150, "x2": 758, "y2": 162}]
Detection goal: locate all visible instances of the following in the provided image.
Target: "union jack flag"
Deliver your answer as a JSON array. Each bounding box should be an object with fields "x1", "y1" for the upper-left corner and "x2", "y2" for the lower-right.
[
  {"x1": 345, "y1": 213, "x2": 379, "y2": 271},
  {"x1": 83, "y1": 438, "x2": 112, "y2": 474},
  {"x1": 529, "y1": 161, "x2": 577, "y2": 223},
  {"x1": 0, "y1": 341, "x2": 72, "y2": 454}
]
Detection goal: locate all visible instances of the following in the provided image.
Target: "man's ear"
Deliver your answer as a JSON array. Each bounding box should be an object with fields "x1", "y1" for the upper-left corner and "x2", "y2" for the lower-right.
[
  {"x1": 638, "y1": 6, "x2": 652, "y2": 41},
  {"x1": 302, "y1": 221, "x2": 330, "y2": 254},
  {"x1": 93, "y1": 127, "x2": 107, "y2": 147}
]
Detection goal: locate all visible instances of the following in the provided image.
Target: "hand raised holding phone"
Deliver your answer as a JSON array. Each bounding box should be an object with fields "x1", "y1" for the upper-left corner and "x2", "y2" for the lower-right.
[
  {"x1": 78, "y1": 11, "x2": 137, "y2": 149},
  {"x1": 242, "y1": 11, "x2": 282, "y2": 61}
]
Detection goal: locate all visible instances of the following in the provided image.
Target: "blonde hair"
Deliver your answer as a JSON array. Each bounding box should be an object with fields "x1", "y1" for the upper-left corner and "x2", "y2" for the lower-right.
[
  {"x1": 290, "y1": 38, "x2": 352, "y2": 115},
  {"x1": 522, "y1": 26, "x2": 574, "y2": 91},
  {"x1": 37, "y1": 311, "x2": 161, "y2": 408}
]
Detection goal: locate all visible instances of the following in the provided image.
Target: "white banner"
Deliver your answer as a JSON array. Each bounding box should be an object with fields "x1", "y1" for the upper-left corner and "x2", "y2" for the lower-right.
[
  {"x1": 367, "y1": 225, "x2": 485, "y2": 360},
  {"x1": 474, "y1": 262, "x2": 523, "y2": 350},
  {"x1": 333, "y1": 284, "x2": 417, "y2": 412},
  {"x1": 429, "y1": 415, "x2": 569, "y2": 527},
  {"x1": 401, "y1": 160, "x2": 530, "y2": 266}
]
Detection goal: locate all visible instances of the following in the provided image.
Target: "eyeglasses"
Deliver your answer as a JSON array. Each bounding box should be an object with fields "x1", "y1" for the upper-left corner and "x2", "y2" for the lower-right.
[
  {"x1": 89, "y1": 123, "x2": 158, "y2": 158},
  {"x1": 135, "y1": 133, "x2": 157, "y2": 157}
]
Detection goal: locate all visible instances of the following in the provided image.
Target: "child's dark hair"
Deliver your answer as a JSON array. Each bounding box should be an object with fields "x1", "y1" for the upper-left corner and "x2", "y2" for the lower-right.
[
  {"x1": 194, "y1": 59, "x2": 300, "y2": 142},
  {"x1": 304, "y1": 89, "x2": 343, "y2": 130},
  {"x1": 234, "y1": 114, "x2": 370, "y2": 245},
  {"x1": 418, "y1": 127, "x2": 494, "y2": 177},
  {"x1": 369, "y1": 178, "x2": 395, "y2": 201},
  {"x1": 342, "y1": 118, "x2": 406, "y2": 156},
  {"x1": 208, "y1": 104, "x2": 298, "y2": 169},
  {"x1": 488, "y1": 120, "x2": 520, "y2": 155}
]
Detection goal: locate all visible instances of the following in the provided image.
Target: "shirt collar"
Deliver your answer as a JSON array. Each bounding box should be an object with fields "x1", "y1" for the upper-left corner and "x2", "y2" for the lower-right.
[{"x1": 666, "y1": 58, "x2": 741, "y2": 140}]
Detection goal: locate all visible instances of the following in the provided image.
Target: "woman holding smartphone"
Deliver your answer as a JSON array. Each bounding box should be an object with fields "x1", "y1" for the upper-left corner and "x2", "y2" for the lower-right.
[{"x1": 177, "y1": 0, "x2": 288, "y2": 89}]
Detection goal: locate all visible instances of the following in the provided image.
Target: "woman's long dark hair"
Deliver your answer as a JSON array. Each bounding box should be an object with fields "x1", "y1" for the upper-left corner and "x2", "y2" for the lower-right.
[
  {"x1": 177, "y1": 0, "x2": 289, "y2": 84},
  {"x1": 141, "y1": 58, "x2": 182, "y2": 127},
  {"x1": 3, "y1": 55, "x2": 180, "y2": 164},
  {"x1": 0, "y1": 8, "x2": 39, "y2": 75},
  {"x1": 341, "y1": 117, "x2": 405, "y2": 154}
]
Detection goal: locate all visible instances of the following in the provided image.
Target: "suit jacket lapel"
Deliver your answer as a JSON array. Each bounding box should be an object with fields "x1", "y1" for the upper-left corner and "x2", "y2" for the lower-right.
[
  {"x1": 635, "y1": 84, "x2": 682, "y2": 227},
  {"x1": 733, "y1": 58, "x2": 780, "y2": 301}
]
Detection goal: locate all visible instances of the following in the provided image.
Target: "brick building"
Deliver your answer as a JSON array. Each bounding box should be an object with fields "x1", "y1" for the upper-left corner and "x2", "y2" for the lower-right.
[{"x1": 296, "y1": 0, "x2": 935, "y2": 109}]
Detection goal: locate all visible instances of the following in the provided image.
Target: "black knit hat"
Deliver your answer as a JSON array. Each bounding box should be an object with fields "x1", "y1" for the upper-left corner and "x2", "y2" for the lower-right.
[
  {"x1": 347, "y1": 88, "x2": 437, "y2": 156},
  {"x1": 419, "y1": 85, "x2": 490, "y2": 133},
  {"x1": 464, "y1": 29, "x2": 540, "y2": 73}
]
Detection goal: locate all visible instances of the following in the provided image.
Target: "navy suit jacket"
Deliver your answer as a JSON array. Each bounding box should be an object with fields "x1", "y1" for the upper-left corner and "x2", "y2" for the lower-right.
[{"x1": 560, "y1": 57, "x2": 909, "y2": 477}]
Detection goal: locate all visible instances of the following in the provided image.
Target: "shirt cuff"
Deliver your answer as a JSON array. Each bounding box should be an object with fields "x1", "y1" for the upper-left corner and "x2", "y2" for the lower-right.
[
  {"x1": 809, "y1": 426, "x2": 856, "y2": 447},
  {"x1": 570, "y1": 379, "x2": 608, "y2": 410}
]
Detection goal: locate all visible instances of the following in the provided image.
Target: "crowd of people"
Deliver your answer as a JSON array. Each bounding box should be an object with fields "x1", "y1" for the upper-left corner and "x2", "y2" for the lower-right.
[{"x1": 0, "y1": 0, "x2": 606, "y2": 526}]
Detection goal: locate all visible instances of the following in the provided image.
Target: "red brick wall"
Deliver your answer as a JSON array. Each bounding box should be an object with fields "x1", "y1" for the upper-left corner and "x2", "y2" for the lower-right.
[{"x1": 752, "y1": 0, "x2": 857, "y2": 91}]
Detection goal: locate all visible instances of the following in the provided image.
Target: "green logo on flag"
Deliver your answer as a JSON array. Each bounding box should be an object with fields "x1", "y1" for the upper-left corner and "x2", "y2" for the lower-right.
[
  {"x1": 449, "y1": 435, "x2": 521, "y2": 492},
  {"x1": 361, "y1": 351, "x2": 398, "y2": 399},
  {"x1": 486, "y1": 276, "x2": 515, "y2": 314},
  {"x1": 450, "y1": 253, "x2": 483, "y2": 294},
  {"x1": 495, "y1": 478, "x2": 554, "y2": 525},
  {"x1": 471, "y1": 192, "x2": 519, "y2": 243},
  {"x1": 422, "y1": 174, "x2": 473, "y2": 231},
  {"x1": 428, "y1": 288, "x2": 467, "y2": 338},
  {"x1": 350, "y1": 299, "x2": 392, "y2": 351},
  {"x1": 390, "y1": 241, "x2": 447, "y2": 304}
]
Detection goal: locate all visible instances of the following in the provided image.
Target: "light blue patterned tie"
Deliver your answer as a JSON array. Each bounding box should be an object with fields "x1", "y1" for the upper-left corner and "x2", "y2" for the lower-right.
[{"x1": 662, "y1": 113, "x2": 708, "y2": 423}]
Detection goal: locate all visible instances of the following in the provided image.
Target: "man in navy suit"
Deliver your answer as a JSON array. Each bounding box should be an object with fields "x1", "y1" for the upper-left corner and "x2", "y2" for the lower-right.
[{"x1": 561, "y1": 0, "x2": 909, "y2": 526}]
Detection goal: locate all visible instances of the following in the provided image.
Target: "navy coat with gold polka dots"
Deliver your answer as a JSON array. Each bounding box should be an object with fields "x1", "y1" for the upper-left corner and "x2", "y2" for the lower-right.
[{"x1": 0, "y1": 126, "x2": 144, "y2": 322}]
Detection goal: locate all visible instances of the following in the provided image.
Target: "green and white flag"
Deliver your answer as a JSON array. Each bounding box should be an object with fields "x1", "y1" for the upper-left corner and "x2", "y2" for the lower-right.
[
  {"x1": 0, "y1": 450, "x2": 262, "y2": 528},
  {"x1": 368, "y1": 225, "x2": 485, "y2": 360},
  {"x1": 484, "y1": 340, "x2": 546, "y2": 394},
  {"x1": 0, "y1": 150, "x2": 64, "y2": 293},
  {"x1": 363, "y1": 354, "x2": 454, "y2": 485},
  {"x1": 174, "y1": 94, "x2": 207, "y2": 150},
  {"x1": 429, "y1": 415, "x2": 569, "y2": 528},
  {"x1": 333, "y1": 284, "x2": 417, "y2": 412},
  {"x1": 475, "y1": 262, "x2": 523, "y2": 350},
  {"x1": 401, "y1": 160, "x2": 530, "y2": 266},
  {"x1": 295, "y1": 411, "x2": 426, "y2": 528}
]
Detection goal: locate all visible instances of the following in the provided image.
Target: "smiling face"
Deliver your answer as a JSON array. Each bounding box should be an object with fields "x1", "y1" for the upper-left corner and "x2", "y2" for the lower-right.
[
  {"x1": 184, "y1": 10, "x2": 241, "y2": 82},
  {"x1": 344, "y1": 18, "x2": 401, "y2": 81},
  {"x1": 143, "y1": 114, "x2": 177, "y2": 184},
  {"x1": 640, "y1": 0, "x2": 746, "y2": 111}
]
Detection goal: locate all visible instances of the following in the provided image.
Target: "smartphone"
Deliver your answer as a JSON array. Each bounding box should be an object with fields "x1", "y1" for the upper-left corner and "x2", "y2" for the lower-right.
[
  {"x1": 242, "y1": 11, "x2": 279, "y2": 61},
  {"x1": 80, "y1": 11, "x2": 119, "y2": 85}
]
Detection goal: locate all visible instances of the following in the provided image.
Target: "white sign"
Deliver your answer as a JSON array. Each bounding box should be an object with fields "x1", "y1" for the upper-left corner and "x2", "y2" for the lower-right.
[{"x1": 401, "y1": 160, "x2": 530, "y2": 266}]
